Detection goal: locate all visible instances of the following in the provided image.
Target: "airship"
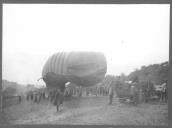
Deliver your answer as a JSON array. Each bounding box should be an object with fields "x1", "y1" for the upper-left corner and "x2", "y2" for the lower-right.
[{"x1": 42, "y1": 51, "x2": 107, "y2": 91}]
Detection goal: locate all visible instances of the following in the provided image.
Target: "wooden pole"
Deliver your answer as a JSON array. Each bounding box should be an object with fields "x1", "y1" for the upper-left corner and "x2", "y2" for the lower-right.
[
  {"x1": 0, "y1": 93, "x2": 2, "y2": 113},
  {"x1": 0, "y1": 82, "x2": 3, "y2": 113}
]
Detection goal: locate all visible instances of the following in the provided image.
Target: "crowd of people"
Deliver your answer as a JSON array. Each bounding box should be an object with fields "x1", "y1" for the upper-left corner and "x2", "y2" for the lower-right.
[
  {"x1": 109, "y1": 80, "x2": 168, "y2": 105},
  {"x1": 64, "y1": 85, "x2": 109, "y2": 97},
  {"x1": 23, "y1": 80, "x2": 167, "y2": 112},
  {"x1": 26, "y1": 88, "x2": 63, "y2": 111},
  {"x1": 24, "y1": 84, "x2": 112, "y2": 112},
  {"x1": 26, "y1": 90, "x2": 46, "y2": 103}
]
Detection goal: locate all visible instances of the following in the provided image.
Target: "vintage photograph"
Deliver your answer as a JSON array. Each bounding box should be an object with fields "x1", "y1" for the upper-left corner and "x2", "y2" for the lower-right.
[{"x1": 1, "y1": 4, "x2": 169, "y2": 125}]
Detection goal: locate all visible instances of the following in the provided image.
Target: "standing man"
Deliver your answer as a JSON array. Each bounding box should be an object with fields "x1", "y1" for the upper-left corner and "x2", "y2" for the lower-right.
[
  {"x1": 130, "y1": 84, "x2": 137, "y2": 104},
  {"x1": 54, "y1": 89, "x2": 64, "y2": 112},
  {"x1": 18, "y1": 95, "x2": 22, "y2": 103},
  {"x1": 109, "y1": 85, "x2": 114, "y2": 105},
  {"x1": 161, "y1": 82, "x2": 167, "y2": 102}
]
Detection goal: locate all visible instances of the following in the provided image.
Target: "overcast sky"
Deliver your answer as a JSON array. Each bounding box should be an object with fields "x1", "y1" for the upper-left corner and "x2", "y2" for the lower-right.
[{"x1": 2, "y1": 4, "x2": 170, "y2": 86}]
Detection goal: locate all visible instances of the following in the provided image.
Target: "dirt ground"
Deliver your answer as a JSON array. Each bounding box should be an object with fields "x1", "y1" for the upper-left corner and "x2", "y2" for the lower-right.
[{"x1": 3, "y1": 96, "x2": 168, "y2": 125}]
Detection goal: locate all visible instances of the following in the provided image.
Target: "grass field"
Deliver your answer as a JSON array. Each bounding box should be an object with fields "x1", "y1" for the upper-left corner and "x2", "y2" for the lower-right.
[{"x1": 3, "y1": 96, "x2": 168, "y2": 125}]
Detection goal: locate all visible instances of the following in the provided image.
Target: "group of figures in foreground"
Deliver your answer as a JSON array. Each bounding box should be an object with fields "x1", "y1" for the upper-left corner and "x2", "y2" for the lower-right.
[{"x1": 25, "y1": 79, "x2": 168, "y2": 112}]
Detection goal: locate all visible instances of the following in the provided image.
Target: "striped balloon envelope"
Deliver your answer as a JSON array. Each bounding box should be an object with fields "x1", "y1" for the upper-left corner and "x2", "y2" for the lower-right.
[{"x1": 42, "y1": 51, "x2": 107, "y2": 88}]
